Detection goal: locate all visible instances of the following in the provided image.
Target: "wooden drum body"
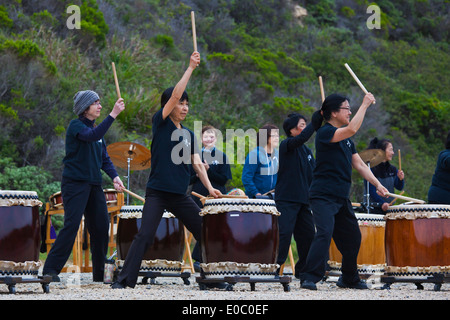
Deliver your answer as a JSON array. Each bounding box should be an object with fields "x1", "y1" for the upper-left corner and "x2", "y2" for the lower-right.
[
  {"x1": 0, "y1": 191, "x2": 42, "y2": 277},
  {"x1": 329, "y1": 213, "x2": 386, "y2": 276},
  {"x1": 199, "y1": 198, "x2": 280, "y2": 279},
  {"x1": 385, "y1": 204, "x2": 450, "y2": 277},
  {"x1": 103, "y1": 189, "x2": 118, "y2": 206},
  {"x1": 116, "y1": 206, "x2": 185, "y2": 273}
]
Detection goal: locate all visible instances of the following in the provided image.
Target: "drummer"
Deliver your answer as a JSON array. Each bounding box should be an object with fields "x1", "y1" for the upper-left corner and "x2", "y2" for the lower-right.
[
  {"x1": 43, "y1": 90, "x2": 126, "y2": 282},
  {"x1": 300, "y1": 93, "x2": 388, "y2": 290},
  {"x1": 190, "y1": 125, "x2": 232, "y2": 207},
  {"x1": 242, "y1": 124, "x2": 279, "y2": 198},
  {"x1": 112, "y1": 51, "x2": 222, "y2": 289},
  {"x1": 275, "y1": 111, "x2": 322, "y2": 277},
  {"x1": 428, "y1": 130, "x2": 450, "y2": 204},
  {"x1": 365, "y1": 137, "x2": 405, "y2": 212}
]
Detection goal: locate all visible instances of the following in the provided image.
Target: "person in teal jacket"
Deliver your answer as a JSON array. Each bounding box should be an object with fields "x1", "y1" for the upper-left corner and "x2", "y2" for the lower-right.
[{"x1": 242, "y1": 124, "x2": 279, "y2": 198}]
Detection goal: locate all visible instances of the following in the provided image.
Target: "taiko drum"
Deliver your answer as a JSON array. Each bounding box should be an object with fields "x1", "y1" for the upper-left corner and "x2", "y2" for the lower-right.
[
  {"x1": 0, "y1": 191, "x2": 42, "y2": 276},
  {"x1": 199, "y1": 198, "x2": 280, "y2": 278},
  {"x1": 328, "y1": 213, "x2": 386, "y2": 276},
  {"x1": 116, "y1": 206, "x2": 185, "y2": 272},
  {"x1": 384, "y1": 204, "x2": 450, "y2": 277}
]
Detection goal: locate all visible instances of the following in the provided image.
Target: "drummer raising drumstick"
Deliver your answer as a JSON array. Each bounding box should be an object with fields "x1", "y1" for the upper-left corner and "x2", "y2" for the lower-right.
[
  {"x1": 43, "y1": 91, "x2": 125, "y2": 282},
  {"x1": 300, "y1": 93, "x2": 388, "y2": 291},
  {"x1": 112, "y1": 51, "x2": 222, "y2": 289}
]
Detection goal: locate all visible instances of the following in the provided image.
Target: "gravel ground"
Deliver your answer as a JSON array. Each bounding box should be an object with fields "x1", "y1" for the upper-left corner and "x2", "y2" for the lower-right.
[{"x1": 0, "y1": 269, "x2": 448, "y2": 301}]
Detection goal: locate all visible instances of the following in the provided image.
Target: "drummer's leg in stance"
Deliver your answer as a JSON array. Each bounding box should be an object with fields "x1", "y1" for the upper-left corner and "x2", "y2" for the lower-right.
[
  {"x1": 112, "y1": 188, "x2": 166, "y2": 288},
  {"x1": 332, "y1": 199, "x2": 362, "y2": 287},
  {"x1": 276, "y1": 201, "x2": 315, "y2": 276},
  {"x1": 167, "y1": 193, "x2": 202, "y2": 262},
  {"x1": 42, "y1": 179, "x2": 90, "y2": 280},
  {"x1": 83, "y1": 184, "x2": 110, "y2": 282},
  {"x1": 300, "y1": 196, "x2": 338, "y2": 290}
]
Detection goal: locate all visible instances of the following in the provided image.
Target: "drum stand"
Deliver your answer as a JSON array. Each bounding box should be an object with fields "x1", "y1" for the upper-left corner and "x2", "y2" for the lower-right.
[
  {"x1": 141, "y1": 270, "x2": 191, "y2": 286},
  {"x1": 381, "y1": 273, "x2": 450, "y2": 291},
  {"x1": 0, "y1": 275, "x2": 52, "y2": 294},
  {"x1": 196, "y1": 272, "x2": 291, "y2": 292}
]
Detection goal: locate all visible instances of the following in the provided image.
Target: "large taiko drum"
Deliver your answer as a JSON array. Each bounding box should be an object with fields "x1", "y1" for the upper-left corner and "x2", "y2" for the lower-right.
[
  {"x1": 328, "y1": 213, "x2": 386, "y2": 277},
  {"x1": 0, "y1": 190, "x2": 43, "y2": 277},
  {"x1": 199, "y1": 198, "x2": 280, "y2": 279},
  {"x1": 116, "y1": 206, "x2": 185, "y2": 273},
  {"x1": 384, "y1": 204, "x2": 450, "y2": 278}
]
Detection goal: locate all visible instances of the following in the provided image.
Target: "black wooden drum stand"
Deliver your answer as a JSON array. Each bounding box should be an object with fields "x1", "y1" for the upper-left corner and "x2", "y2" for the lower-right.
[
  {"x1": 196, "y1": 273, "x2": 291, "y2": 292},
  {"x1": 140, "y1": 270, "x2": 191, "y2": 286},
  {"x1": 381, "y1": 273, "x2": 450, "y2": 291},
  {"x1": 0, "y1": 275, "x2": 52, "y2": 294}
]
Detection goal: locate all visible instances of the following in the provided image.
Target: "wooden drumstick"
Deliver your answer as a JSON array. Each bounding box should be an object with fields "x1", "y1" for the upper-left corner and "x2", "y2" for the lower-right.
[
  {"x1": 388, "y1": 190, "x2": 404, "y2": 205},
  {"x1": 385, "y1": 192, "x2": 425, "y2": 204},
  {"x1": 191, "y1": 11, "x2": 197, "y2": 52},
  {"x1": 122, "y1": 188, "x2": 145, "y2": 203},
  {"x1": 319, "y1": 76, "x2": 325, "y2": 102},
  {"x1": 344, "y1": 63, "x2": 375, "y2": 104},
  {"x1": 111, "y1": 62, "x2": 121, "y2": 99},
  {"x1": 398, "y1": 149, "x2": 402, "y2": 171}
]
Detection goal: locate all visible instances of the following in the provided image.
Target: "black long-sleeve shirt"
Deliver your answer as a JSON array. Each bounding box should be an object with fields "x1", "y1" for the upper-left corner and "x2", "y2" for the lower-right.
[
  {"x1": 275, "y1": 123, "x2": 315, "y2": 204},
  {"x1": 62, "y1": 115, "x2": 118, "y2": 183}
]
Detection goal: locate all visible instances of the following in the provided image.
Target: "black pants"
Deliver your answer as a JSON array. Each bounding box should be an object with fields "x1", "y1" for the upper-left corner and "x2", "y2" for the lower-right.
[
  {"x1": 301, "y1": 196, "x2": 361, "y2": 284},
  {"x1": 43, "y1": 178, "x2": 109, "y2": 281},
  {"x1": 116, "y1": 188, "x2": 202, "y2": 288},
  {"x1": 275, "y1": 201, "x2": 315, "y2": 275}
]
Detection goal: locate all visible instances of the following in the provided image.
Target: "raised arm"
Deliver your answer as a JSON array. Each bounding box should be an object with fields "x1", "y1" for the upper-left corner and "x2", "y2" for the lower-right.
[
  {"x1": 162, "y1": 52, "x2": 200, "y2": 120},
  {"x1": 331, "y1": 93, "x2": 375, "y2": 143}
]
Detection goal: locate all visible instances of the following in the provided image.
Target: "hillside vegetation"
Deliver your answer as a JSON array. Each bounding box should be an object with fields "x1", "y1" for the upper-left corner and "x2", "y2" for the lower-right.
[{"x1": 0, "y1": 0, "x2": 449, "y2": 206}]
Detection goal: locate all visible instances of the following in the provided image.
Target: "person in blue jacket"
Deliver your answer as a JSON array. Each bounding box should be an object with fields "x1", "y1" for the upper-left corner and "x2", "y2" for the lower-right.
[
  {"x1": 242, "y1": 124, "x2": 279, "y2": 198},
  {"x1": 365, "y1": 137, "x2": 404, "y2": 213},
  {"x1": 43, "y1": 90, "x2": 125, "y2": 282},
  {"x1": 428, "y1": 130, "x2": 450, "y2": 204}
]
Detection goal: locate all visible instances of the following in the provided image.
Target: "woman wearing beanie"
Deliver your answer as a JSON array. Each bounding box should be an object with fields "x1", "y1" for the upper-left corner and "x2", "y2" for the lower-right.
[
  {"x1": 112, "y1": 51, "x2": 222, "y2": 289},
  {"x1": 43, "y1": 91, "x2": 125, "y2": 282},
  {"x1": 300, "y1": 93, "x2": 388, "y2": 290}
]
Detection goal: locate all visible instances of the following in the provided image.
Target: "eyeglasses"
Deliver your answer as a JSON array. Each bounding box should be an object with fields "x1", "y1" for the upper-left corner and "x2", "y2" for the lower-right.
[
  {"x1": 339, "y1": 107, "x2": 351, "y2": 112},
  {"x1": 92, "y1": 101, "x2": 101, "y2": 106}
]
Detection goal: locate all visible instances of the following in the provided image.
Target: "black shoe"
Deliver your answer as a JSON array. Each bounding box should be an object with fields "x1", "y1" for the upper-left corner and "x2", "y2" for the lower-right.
[
  {"x1": 43, "y1": 273, "x2": 60, "y2": 282},
  {"x1": 204, "y1": 282, "x2": 229, "y2": 289},
  {"x1": 300, "y1": 280, "x2": 317, "y2": 290},
  {"x1": 193, "y1": 261, "x2": 201, "y2": 273},
  {"x1": 336, "y1": 277, "x2": 368, "y2": 290},
  {"x1": 111, "y1": 281, "x2": 126, "y2": 289}
]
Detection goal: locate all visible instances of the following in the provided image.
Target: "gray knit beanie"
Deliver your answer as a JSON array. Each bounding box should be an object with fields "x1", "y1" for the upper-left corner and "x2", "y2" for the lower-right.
[{"x1": 73, "y1": 90, "x2": 100, "y2": 116}]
